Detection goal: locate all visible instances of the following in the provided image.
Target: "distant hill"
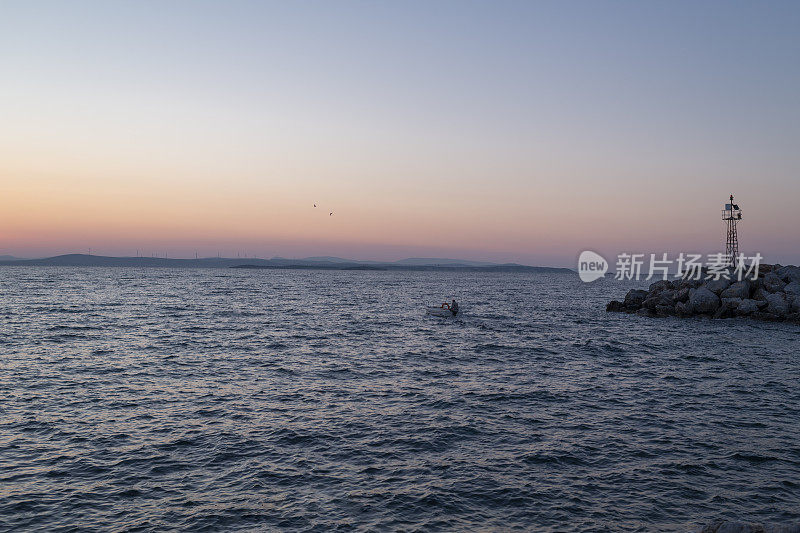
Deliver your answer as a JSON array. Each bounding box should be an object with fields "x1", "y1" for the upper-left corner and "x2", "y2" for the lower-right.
[
  {"x1": 0, "y1": 255, "x2": 23, "y2": 261},
  {"x1": 393, "y1": 257, "x2": 497, "y2": 267},
  {"x1": 0, "y1": 254, "x2": 257, "y2": 268},
  {"x1": 299, "y1": 256, "x2": 381, "y2": 264},
  {"x1": 0, "y1": 253, "x2": 573, "y2": 273}
]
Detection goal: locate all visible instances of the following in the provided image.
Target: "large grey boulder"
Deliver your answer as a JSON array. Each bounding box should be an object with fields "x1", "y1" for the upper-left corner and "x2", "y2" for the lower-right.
[
  {"x1": 657, "y1": 290, "x2": 676, "y2": 306},
  {"x1": 752, "y1": 285, "x2": 770, "y2": 302},
  {"x1": 776, "y1": 265, "x2": 800, "y2": 283},
  {"x1": 736, "y1": 299, "x2": 760, "y2": 316},
  {"x1": 690, "y1": 287, "x2": 721, "y2": 314},
  {"x1": 675, "y1": 301, "x2": 692, "y2": 316},
  {"x1": 721, "y1": 280, "x2": 751, "y2": 299},
  {"x1": 783, "y1": 281, "x2": 800, "y2": 298},
  {"x1": 648, "y1": 279, "x2": 673, "y2": 294},
  {"x1": 624, "y1": 289, "x2": 649, "y2": 308},
  {"x1": 641, "y1": 296, "x2": 659, "y2": 310},
  {"x1": 763, "y1": 272, "x2": 787, "y2": 293},
  {"x1": 791, "y1": 295, "x2": 800, "y2": 313},
  {"x1": 705, "y1": 278, "x2": 732, "y2": 295},
  {"x1": 715, "y1": 298, "x2": 741, "y2": 319},
  {"x1": 655, "y1": 304, "x2": 675, "y2": 317},
  {"x1": 676, "y1": 276, "x2": 704, "y2": 289},
  {"x1": 721, "y1": 297, "x2": 742, "y2": 309},
  {"x1": 674, "y1": 287, "x2": 691, "y2": 302},
  {"x1": 766, "y1": 292, "x2": 789, "y2": 317}
]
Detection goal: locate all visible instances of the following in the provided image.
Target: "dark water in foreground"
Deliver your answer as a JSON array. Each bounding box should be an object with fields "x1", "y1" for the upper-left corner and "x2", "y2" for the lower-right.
[{"x1": 0, "y1": 267, "x2": 798, "y2": 532}]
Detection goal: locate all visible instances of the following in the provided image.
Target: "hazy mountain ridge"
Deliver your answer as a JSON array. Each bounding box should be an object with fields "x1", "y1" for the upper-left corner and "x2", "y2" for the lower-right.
[
  {"x1": 0, "y1": 254, "x2": 573, "y2": 272},
  {"x1": 393, "y1": 257, "x2": 497, "y2": 267}
]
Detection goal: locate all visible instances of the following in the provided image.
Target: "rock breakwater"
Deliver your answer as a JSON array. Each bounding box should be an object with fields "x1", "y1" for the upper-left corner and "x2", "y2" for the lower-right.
[{"x1": 607, "y1": 264, "x2": 800, "y2": 324}]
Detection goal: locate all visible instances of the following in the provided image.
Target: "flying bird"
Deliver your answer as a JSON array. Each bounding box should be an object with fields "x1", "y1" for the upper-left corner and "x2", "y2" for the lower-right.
[
  {"x1": 314, "y1": 203, "x2": 317, "y2": 208},
  {"x1": 329, "y1": 212, "x2": 333, "y2": 216}
]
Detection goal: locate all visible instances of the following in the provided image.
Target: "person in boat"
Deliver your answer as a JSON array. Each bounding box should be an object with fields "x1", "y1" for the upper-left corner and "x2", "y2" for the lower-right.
[{"x1": 439, "y1": 299, "x2": 459, "y2": 316}]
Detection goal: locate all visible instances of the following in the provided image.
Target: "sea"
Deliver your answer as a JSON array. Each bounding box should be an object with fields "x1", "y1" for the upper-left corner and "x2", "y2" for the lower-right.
[{"x1": 1, "y1": 267, "x2": 798, "y2": 532}]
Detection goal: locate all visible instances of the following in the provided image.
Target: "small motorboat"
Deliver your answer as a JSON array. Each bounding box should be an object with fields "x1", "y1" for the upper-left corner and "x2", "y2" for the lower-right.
[
  {"x1": 426, "y1": 300, "x2": 459, "y2": 317},
  {"x1": 426, "y1": 306, "x2": 455, "y2": 317}
]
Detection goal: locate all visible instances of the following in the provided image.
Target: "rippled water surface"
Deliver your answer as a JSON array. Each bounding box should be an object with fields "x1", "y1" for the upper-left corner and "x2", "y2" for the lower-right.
[{"x1": 1, "y1": 267, "x2": 799, "y2": 531}]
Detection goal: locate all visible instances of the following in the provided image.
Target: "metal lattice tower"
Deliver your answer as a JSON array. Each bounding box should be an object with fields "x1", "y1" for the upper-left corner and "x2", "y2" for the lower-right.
[{"x1": 722, "y1": 194, "x2": 742, "y2": 266}]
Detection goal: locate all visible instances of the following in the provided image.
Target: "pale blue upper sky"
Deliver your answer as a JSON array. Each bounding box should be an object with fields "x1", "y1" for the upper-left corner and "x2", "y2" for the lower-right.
[{"x1": 2, "y1": 1, "x2": 799, "y2": 265}]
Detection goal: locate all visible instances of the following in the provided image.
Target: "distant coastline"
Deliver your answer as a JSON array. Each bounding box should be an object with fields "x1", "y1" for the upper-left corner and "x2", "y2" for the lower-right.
[{"x1": 0, "y1": 254, "x2": 573, "y2": 273}]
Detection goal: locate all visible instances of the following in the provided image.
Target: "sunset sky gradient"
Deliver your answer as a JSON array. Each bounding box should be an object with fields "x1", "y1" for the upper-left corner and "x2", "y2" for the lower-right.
[{"x1": 2, "y1": 1, "x2": 799, "y2": 266}]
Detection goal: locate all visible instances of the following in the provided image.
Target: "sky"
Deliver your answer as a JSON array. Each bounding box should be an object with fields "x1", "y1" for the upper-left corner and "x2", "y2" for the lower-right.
[{"x1": 1, "y1": 1, "x2": 799, "y2": 266}]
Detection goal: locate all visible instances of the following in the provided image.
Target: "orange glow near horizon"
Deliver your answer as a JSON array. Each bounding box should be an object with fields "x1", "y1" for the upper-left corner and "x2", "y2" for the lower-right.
[{"x1": 3, "y1": 156, "x2": 798, "y2": 266}]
